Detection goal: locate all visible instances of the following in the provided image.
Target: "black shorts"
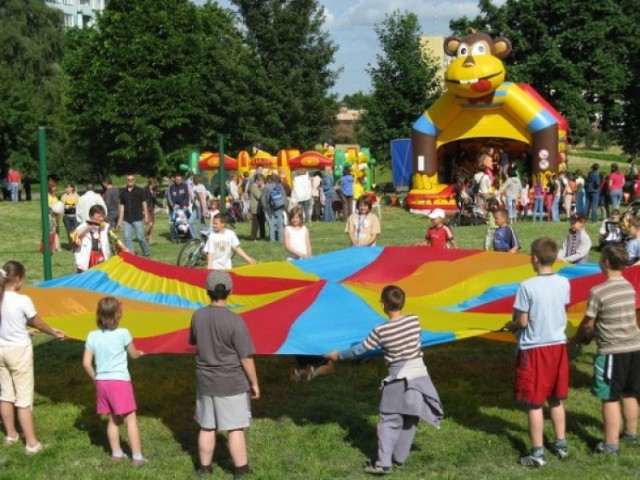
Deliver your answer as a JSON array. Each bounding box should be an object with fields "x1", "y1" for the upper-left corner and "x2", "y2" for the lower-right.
[{"x1": 591, "y1": 350, "x2": 640, "y2": 401}]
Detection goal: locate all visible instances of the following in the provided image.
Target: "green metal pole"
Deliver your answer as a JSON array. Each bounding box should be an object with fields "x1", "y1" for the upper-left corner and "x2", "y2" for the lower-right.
[
  {"x1": 38, "y1": 127, "x2": 52, "y2": 280},
  {"x1": 218, "y1": 134, "x2": 227, "y2": 215}
]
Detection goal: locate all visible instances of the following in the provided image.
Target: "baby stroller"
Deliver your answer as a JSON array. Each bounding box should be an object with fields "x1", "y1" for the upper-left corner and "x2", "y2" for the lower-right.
[
  {"x1": 226, "y1": 199, "x2": 244, "y2": 224},
  {"x1": 449, "y1": 184, "x2": 486, "y2": 227},
  {"x1": 170, "y1": 207, "x2": 194, "y2": 242}
]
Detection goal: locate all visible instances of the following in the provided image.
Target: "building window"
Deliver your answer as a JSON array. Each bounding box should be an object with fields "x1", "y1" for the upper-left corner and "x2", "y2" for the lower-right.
[{"x1": 64, "y1": 14, "x2": 74, "y2": 27}]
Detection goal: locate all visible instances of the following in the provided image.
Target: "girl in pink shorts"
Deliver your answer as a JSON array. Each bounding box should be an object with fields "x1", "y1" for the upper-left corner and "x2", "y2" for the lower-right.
[{"x1": 82, "y1": 296, "x2": 146, "y2": 466}]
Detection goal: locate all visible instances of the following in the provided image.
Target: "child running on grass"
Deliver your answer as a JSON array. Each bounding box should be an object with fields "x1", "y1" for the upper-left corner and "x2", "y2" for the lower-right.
[
  {"x1": 0, "y1": 261, "x2": 65, "y2": 454},
  {"x1": 327, "y1": 285, "x2": 443, "y2": 476},
  {"x1": 82, "y1": 296, "x2": 146, "y2": 466},
  {"x1": 503, "y1": 237, "x2": 570, "y2": 467},
  {"x1": 570, "y1": 244, "x2": 640, "y2": 455}
]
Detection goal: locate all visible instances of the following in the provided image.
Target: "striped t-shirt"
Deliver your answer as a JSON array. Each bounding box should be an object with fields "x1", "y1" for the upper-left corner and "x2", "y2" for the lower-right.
[
  {"x1": 585, "y1": 277, "x2": 640, "y2": 354},
  {"x1": 363, "y1": 315, "x2": 423, "y2": 365}
]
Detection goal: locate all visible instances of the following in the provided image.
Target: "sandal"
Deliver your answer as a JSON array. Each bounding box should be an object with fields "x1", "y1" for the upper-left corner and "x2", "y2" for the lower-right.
[
  {"x1": 25, "y1": 442, "x2": 43, "y2": 454},
  {"x1": 4, "y1": 434, "x2": 20, "y2": 446}
]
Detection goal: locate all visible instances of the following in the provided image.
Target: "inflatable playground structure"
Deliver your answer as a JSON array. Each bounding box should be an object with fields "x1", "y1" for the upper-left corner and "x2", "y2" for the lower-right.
[
  {"x1": 184, "y1": 144, "x2": 377, "y2": 192},
  {"x1": 398, "y1": 31, "x2": 570, "y2": 212}
]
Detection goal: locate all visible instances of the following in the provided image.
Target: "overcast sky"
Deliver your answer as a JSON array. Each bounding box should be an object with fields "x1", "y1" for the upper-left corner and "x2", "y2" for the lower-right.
[{"x1": 197, "y1": 1, "x2": 498, "y2": 97}]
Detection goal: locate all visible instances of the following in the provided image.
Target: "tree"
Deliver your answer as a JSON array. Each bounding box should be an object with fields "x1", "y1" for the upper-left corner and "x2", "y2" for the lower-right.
[
  {"x1": 620, "y1": 0, "x2": 640, "y2": 156},
  {"x1": 0, "y1": 0, "x2": 68, "y2": 179},
  {"x1": 359, "y1": 11, "x2": 443, "y2": 165},
  {"x1": 64, "y1": 0, "x2": 260, "y2": 176},
  {"x1": 341, "y1": 91, "x2": 371, "y2": 110},
  {"x1": 229, "y1": 0, "x2": 339, "y2": 151},
  {"x1": 449, "y1": 0, "x2": 633, "y2": 144}
]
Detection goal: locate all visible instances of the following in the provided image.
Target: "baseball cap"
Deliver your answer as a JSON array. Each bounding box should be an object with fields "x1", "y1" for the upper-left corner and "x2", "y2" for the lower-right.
[
  {"x1": 428, "y1": 208, "x2": 445, "y2": 219},
  {"x1": 570, "y1": 213, "x2": 587, "y2": 223},
  {"x1": 205, "y1": 270, "x2": 233, "y2": 292}
]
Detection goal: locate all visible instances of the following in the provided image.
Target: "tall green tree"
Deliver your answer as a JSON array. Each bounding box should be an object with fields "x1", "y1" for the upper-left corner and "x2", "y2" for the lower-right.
[
  {"x1": 229, "y1": 0, "x2": 339, "y2": 152},
  {"x1": 0, "y1": 0, "x2": 67, "y2": 179},
  {"x1": 64, "y1": 0, "x2": 259, "y2": 176},
  {"x1": 359, "y1": 10, "x2": 443, "y2": 165},
  {"x1": 341, "y1": 91, "x2": 371, "y2": 110},
  {"x1": 449, "y1": 0, "x2": 632, "y2": 143},
  {"x1": 620, "y1": 0, "x2": 640, "y2": 156}
]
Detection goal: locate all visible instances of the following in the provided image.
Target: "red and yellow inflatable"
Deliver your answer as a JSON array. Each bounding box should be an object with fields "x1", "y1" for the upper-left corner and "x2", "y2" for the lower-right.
[{"x1": 408, "y1": 31, "x2": 568, "y2": 211}]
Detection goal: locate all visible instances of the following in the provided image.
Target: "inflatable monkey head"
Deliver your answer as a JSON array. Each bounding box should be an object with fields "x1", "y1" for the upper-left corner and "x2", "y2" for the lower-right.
[{"x1": 443, "y1": 32, "x2": 512, "y2": 98}]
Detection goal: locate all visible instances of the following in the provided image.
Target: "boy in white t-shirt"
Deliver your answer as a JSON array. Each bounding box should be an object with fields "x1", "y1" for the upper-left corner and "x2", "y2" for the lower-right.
[{"x1": 204, "y1": 213, "x2": 257, "y2": 270}]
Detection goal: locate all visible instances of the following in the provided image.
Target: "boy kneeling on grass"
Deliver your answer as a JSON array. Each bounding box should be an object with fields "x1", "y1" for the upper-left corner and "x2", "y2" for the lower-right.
[
  {"x1": 570, "y1": 244, "x2": 640, "y2": 454},
  {"x1": 503, "y1": 237, "x2": 570, "y2": 467},
  {"x1": 327, "y1": 285, "x2": 443, "y2": 476}
]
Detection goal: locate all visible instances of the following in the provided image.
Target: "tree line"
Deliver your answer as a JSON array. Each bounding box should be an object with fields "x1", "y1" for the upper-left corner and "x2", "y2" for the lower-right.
[{"x1": 0, "y1": 0, "x2": 339, "y2": 181}]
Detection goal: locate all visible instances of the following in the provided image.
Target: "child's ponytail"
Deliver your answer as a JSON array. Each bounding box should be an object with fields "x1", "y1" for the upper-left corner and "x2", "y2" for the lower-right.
[{"x1": 0, "y1": 261, "x2": 27, "y2": 324}]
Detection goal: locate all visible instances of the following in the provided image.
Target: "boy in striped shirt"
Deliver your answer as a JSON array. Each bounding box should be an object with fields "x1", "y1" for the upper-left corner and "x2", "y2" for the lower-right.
[
  {"x1": 327, "y1": 285, "x2": 443, "y2": 476},
  {"x1": 571, "y1": 244, "x2": 640, "y2": 454}
]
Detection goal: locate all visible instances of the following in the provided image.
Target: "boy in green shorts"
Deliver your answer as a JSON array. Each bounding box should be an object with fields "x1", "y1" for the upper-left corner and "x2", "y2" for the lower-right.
[{"x1": 571, "y1": 244, "x2": 640, "y2": 454}]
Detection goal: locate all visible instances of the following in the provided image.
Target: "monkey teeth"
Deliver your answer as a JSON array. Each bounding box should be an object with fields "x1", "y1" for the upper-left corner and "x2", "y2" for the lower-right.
[{"x1": 459, "y1": 79, "x2": 479, "y2": 85}]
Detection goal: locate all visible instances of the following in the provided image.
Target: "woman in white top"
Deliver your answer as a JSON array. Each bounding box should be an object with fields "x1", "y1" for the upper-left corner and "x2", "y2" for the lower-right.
[
  {"x1": 0, "y1": 261, "x2": 65, "y2": 453},
  {"x1": 284, "y1": 207, "x2": 312, "y2": 260}
]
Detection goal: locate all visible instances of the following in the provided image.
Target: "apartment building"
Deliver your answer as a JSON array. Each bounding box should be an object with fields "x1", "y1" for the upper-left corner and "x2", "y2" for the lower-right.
[{"x1": 45, "y1": 0, "x2": 107, "y2": 28}]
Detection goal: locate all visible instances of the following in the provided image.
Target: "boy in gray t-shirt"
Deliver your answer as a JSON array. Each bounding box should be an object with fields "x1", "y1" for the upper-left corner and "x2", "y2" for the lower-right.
[
  {"x1": 189, "y1": 270, "x2": 259, "y2": 477},
  {"x1": 571, "y1": 244, "x2": 640, "y2": 455}
]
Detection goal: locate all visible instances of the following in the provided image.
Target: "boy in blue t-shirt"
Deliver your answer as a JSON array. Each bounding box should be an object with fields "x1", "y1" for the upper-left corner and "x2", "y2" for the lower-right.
[
  {"x1": 504, "y1": 237, "x2": 570, "y2": 467},
  {"x1": 493, "y1": 208, "x2": 520, "y2": 253}
]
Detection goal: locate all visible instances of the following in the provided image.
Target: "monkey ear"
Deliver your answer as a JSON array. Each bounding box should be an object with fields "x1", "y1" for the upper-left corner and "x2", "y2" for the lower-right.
[
  {"x1": 444, "y1": 36, "x2": 461, "y2": 56},
  {"x1": 493, "y1": 37, "x2": 512, "y2": 59}
]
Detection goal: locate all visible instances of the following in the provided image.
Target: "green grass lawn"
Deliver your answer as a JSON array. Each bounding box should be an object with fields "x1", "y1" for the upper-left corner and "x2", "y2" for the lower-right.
[{"x1": 0, "y1": 199, "x2": 637, "y2": 479}]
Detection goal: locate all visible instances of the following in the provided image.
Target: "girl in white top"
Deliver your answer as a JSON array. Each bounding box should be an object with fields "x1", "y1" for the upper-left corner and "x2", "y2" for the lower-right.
[
  {"x1": 0, "y1": 261, "x2": 65, "y2": 453},
  {"x1": 284, "y1": 207, "x2": 312, "y2": 260}
]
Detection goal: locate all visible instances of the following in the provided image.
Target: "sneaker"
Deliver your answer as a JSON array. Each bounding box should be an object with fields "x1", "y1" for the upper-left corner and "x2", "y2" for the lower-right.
[
  {"x1": 197, "y1": 465, "x2": 213, "y2": 476},
  {"x1": 305, "y1": 366, "x2": 317, "y2": 382},
  {"x1": 595, "y1": 442, "x2": 619, "y2": 455},
  {"x1": 392, "y1": 459, "x2": 405, "y2": 468},
  {"x1": 363, "y1": 464, "x2": 391, "y2": 475},
  {"x1": 621, "y1": 432, "x2": 637, "y2": 444},
  {"x1": 25, "y1": 442, "x2": 44, "y2": 455},
  {"x1": 234, "y1": 465, "x2": 251, "y2": 479},
  {"x1": 288, "y1": 368, "x2": 302, "y2": 383},
  {"x1": 549, "y1": 441, "x2": 569, "y2": 459},
  {"x1": 519, "y1": 452, "x2": 547, "y2": 467},
  {"x1": 111, "y1": 453, "x2": 128, "y2": 461},
  {"x1": 131, "y1": 457, "x2": 147, "y2": 467}
]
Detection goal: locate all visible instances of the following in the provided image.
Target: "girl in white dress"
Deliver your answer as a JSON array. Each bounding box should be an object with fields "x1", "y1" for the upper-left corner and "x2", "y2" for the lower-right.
[{"x1": 284, "y1": 207, "x2": 312, "y2": 260}]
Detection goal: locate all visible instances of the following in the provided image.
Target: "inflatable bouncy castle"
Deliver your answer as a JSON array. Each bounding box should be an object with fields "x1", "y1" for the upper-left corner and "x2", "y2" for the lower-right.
[{"x1": 407, "y1": 31, "x2": 568, "y2": 211}]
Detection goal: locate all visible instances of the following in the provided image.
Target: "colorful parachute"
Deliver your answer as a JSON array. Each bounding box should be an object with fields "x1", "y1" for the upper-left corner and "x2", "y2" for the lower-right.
[{"x1": 27, "y1": 249, "x2": 640, "y2": 355}]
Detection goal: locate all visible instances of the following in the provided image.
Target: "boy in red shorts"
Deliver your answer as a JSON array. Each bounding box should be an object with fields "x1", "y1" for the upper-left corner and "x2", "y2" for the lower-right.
[
  {"x1": 504, "y1": 237, "x2": 570, "y2": 467},
  {"x1": 571, "y1": 244, "x2": 640, "y2": 454}
]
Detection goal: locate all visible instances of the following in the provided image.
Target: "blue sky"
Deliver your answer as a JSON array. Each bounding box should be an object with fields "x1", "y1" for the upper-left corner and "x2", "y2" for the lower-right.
[{"x1": 196, "y1": 1, "x2": 495, "y2": 97}]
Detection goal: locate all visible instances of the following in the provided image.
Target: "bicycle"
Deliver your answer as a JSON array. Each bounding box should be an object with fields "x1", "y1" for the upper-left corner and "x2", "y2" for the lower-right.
[{"x1": 176, "y1": 232, "x2": 208, "y2": 267}]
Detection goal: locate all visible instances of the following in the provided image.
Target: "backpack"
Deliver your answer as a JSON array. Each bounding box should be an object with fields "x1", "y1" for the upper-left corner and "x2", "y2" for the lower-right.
[{"x1": 269, "y1": 185, "x2": 285, "y2": 210}]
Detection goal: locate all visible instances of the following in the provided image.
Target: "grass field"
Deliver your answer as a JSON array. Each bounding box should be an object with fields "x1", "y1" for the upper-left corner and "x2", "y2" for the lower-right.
[{"x1": 0, "y1": 198, "x2": 638, "y2": 479}]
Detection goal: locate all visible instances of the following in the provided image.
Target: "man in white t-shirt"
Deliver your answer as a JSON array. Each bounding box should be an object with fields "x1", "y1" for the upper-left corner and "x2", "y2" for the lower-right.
[
  {"x1": 204, "y1": 213, "x2": 257, "y2": 270},
  {"x1": 76, "y1": 183, "x2": 108, "y2": 224}
]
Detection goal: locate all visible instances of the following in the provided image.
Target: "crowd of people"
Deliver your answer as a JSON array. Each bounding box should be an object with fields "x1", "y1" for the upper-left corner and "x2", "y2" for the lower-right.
[{"x1": 32, "y1": 167, "x2": 390, "y2": 274}]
